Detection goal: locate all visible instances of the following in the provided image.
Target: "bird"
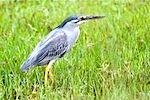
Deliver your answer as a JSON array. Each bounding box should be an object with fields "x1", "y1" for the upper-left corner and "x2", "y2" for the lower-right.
[{"x1": 21, "y1": 15, "x2": 105, "y2": 85}]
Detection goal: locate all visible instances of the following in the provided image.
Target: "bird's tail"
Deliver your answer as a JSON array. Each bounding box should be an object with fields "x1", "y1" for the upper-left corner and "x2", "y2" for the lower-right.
[{"x1": 20, "y1": 58, "x2": 33, "y2": 72}]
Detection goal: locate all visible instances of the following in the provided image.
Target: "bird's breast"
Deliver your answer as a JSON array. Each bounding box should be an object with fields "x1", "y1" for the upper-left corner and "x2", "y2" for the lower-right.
[{"x1": 64, "y1": 28, "x2": 80, "y2": 48}]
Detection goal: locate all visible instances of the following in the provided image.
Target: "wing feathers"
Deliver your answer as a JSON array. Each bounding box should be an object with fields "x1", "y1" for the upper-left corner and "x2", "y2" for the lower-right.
[{"x1": 21, "y1": 31, "x2": 69, "y2": 71}]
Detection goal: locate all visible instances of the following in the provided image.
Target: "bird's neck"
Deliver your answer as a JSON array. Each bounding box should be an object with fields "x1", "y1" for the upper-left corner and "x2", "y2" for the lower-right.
[{"x1": 63, "y1": 27, "x2": 80, "y2": 48}]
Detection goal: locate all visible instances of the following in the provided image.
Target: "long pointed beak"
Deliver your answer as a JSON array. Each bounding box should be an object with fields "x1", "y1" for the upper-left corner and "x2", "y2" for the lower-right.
[{"x1": 81, "y1": 15, "x2": 105, "y2": 21}]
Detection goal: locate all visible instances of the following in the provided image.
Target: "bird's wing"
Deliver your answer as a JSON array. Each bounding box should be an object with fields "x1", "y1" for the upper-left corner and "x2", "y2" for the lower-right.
[
  {"x1": 21, "y1": 31, "x2": 69, "y2": 71},
  {"x1": 34, "y1": 31, "x2": 69, "y2": 65}
]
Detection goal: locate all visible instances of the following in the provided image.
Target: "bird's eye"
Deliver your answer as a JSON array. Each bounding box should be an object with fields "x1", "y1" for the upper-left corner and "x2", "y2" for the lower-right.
[{"x1": 80, "y1": 17, "x2": 84, "y2": 20}]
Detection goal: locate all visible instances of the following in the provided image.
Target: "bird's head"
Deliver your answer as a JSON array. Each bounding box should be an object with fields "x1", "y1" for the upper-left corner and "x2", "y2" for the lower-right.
[{"x1": 57, "y1": 15, "x2": 105, "y2": 29}]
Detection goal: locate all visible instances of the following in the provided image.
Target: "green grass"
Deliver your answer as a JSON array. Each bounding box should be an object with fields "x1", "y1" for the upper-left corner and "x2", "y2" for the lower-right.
[{"x1": 0, "y1": 0, "x2": 150, "y2": 99}]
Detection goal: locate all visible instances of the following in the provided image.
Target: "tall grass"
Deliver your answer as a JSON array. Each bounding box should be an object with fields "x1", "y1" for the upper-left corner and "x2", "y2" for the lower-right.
[{"x1": 0, "y1": 0, "x2": 149, "y2": 99}]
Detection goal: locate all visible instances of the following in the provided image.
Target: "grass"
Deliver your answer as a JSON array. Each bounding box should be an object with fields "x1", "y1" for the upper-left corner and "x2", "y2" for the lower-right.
[{"x1": 0, "y1": 0, "x2": 150, "y2": 99}]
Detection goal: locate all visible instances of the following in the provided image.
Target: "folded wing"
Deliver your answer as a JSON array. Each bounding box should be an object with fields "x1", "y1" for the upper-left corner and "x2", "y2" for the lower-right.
[{"x1": 21, "y1": 31, "x2": 69, "y2": 71}]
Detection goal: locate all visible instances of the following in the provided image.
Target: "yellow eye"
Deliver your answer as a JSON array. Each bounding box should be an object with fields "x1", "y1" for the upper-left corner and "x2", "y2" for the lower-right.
[
  {"x1": 79, "y1": 16, "x2": 86, "y2": 20},
  {"x1": 80, "y1": 17, "x2": 84, "y2": 20}
]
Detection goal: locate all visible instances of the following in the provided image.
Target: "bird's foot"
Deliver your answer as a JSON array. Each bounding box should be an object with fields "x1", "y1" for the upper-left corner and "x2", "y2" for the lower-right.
[{"x1": 48, "y1": 69, "x2": 54, "y2": 85}]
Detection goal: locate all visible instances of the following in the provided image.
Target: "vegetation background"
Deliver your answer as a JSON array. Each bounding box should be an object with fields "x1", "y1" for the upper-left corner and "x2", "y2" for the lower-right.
[{"x1": 0, "y1": 0, "x2": 149, "y2": 99}]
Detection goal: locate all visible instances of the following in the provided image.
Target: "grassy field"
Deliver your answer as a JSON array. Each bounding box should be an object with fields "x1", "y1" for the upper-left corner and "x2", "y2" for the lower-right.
[{"x1": 0, "y1": 0, "x2": 150, "y2": 99}]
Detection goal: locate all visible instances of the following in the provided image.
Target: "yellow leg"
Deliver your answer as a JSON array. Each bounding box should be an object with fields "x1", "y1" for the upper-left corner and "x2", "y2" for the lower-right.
[
  {"x1": 44, "y1": 66, "x2": 49, "y2": 86},
  {"x1": 48, "y1": 69, "x2": 54, "y2": 85},
  {"x1": 44, "y1": 65, "x2": 54, "y2": 86}
]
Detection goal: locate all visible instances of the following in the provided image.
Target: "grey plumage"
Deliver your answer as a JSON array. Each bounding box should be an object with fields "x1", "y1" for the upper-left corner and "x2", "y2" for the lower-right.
[
  {"x1": 34, "y1": 32, "x2": 68, "y2": 65},
  {"x1": 21, "y1": 30, "x2": 69, "y2": 71},
  {"x1": 21, "y1": 15, "x2": 105, "y2": 72}
]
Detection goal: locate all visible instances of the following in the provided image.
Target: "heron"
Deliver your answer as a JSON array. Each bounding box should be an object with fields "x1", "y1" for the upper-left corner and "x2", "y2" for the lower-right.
[{"x1": 21, "y1": 15, "x2": 105, "y2": 85}]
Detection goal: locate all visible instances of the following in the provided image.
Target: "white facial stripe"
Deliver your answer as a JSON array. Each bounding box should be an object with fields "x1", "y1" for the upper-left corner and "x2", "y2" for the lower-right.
[
  {"x1": 71, "y1": 20, "x2": 79, "y2": 23},
  {"x1": 71, "y1": 19, "x2": 87, "y2": 24},
  {"x1": 76, "y1": 20, "x2": 87, "y2": 25}
]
